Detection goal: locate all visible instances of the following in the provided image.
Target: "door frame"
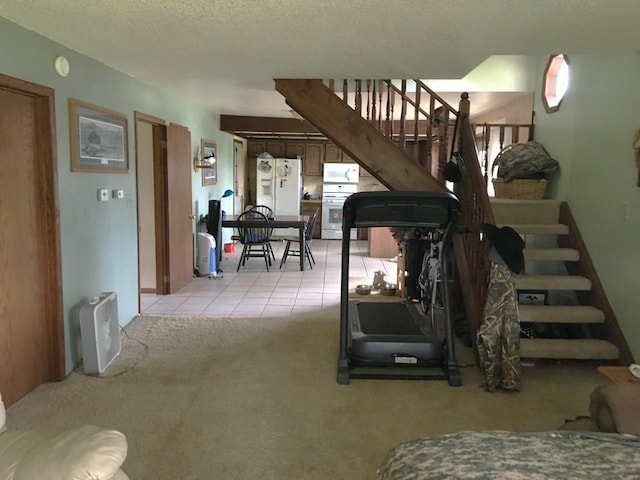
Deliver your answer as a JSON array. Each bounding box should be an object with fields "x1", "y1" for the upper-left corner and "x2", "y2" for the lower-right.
[
  {"x1": 0, "y1": 73, "x2": 65, "y2": 382},
  {"x1": 233, "y1": 138, "x2": 246, "y2": 215},
  {"x1": 134, "y1": 112, "x2": 170, "y2": 299}
]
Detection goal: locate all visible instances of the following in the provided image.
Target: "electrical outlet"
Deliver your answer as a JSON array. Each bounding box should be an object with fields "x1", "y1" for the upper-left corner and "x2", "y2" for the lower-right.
[
  {"x1": 97, "y1": 189, "x2": 109, "y2": 202},
  {"x1": 622, "y1": 201, "x2": 630, "y2": 220}
]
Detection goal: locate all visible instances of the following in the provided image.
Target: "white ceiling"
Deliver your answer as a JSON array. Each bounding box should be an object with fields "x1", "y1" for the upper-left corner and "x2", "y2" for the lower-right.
[{"x1": 2, "y1": 0, "x2": 639, "y2": 118}]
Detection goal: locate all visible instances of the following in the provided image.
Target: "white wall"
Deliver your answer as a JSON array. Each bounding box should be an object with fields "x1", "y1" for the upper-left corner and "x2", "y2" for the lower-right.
[
  {"x1": 0, "y1": 17, "x2": 235, "y2": 372},
  {"x1": 532, "y1": 53, "x2": 640, "y2": 359}
]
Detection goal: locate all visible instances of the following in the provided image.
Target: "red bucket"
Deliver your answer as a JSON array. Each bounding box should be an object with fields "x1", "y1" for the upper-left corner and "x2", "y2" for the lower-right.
[{"x1": 224, "y1": 243, "x2": 236, "y2": 254}]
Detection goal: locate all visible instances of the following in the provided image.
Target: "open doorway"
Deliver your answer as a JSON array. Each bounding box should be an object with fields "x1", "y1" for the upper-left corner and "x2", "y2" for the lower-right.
[
  {"x1": 135, "y1": 114, "x2": 194, "y2": 306},
  {"x1": 233, "y1": 139, "x2": 246, "y2": 215},
  {"x1": 135, "y1": 112, "x2": 168, "y2": 297}
]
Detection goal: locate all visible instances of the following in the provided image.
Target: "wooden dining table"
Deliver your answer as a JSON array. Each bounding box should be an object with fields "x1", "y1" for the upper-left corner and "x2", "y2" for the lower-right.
[{"x1": 222, "y1": 214, "x2": 310, "y2": 271}]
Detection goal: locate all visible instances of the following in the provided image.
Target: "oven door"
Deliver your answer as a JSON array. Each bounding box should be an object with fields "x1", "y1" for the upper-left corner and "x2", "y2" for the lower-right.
[{"x1": 321, "y1": 197, "x2": 356, "y2": 240}]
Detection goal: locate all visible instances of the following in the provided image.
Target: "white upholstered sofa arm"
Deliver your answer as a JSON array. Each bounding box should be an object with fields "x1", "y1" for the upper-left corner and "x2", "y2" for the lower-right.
[{"x1": 0, "y1": 394, "x2": 128, "y2": 480}]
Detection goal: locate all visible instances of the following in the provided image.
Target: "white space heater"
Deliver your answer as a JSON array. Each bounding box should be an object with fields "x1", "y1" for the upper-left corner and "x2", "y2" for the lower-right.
[{"x1": 79, "y1": 292, "x2": 122, "y2": 374}]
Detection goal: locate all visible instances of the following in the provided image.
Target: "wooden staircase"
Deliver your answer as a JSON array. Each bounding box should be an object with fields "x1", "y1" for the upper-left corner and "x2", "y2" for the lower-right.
[
  {"x1": 274, "y1": 78, "x2": 633, "y2": 366},
  {"x1": 492, "y1": 198, "x2": 631, "y2": 362}
]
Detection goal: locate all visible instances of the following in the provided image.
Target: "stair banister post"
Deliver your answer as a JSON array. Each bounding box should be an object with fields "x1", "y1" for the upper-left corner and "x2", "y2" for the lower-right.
[
  {"x1": 399, "y1": 80, "x2": 407, "y2": 150},
  {"x1": 458, "y1": 91, "x2": 470, "y2": 118}
]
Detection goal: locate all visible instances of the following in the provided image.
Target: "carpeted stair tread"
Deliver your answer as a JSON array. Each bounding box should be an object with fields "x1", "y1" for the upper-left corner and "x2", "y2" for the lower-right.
[
  {"x1": 521, "y1": 338, "x2": 619, "y2": 360},
  {"x1": 491, "y1": 198, "x2": 561, "y2": 224},
  {"x1": 519, "y1": 305, "x2": 605, "y2": 324},
  {"x1": 524, "y1": 248, "x2": 579, "y2": 261},
  {"x1": 502, "y1": 223, "x2": 569, "y2": 235},
  {"x1": 516, "y1": 275, "x2": 592, "y2": 291}
]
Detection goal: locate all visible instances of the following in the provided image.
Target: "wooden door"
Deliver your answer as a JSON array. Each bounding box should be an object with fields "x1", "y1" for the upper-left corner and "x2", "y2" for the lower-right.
[
  {"x1": 166, "y1": 123, "x2": 193, "y2": 293},
  {"x1": 0, "y1": 76, "x2": 64, "y2": 407}
]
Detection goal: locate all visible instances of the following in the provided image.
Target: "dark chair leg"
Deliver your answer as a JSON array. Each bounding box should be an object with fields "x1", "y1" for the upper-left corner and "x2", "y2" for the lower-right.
[
  {"x1": 262, "y1": 244, "x2": 270, "y2": 271},
  {"x1": 280, "y1": 241, "x2": 291, "y2": 268},
  {"x1": 237, "y1": 245, "x2": 248, "y2": 271},
  {"x1": 306, "y1": 244, "x2": 316, "y2": 264},
  {"x1": 304, "y1": 245, "x2": 313, "y2": 269}
]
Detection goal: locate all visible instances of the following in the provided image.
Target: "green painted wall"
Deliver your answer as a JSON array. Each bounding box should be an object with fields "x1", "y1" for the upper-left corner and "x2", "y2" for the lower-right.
[
  {"x1": 0, "y1": 18, "x2": 235, "y2": 373},
  {"x1": 532, "y1": 53, "x2": 640, "y2": 360}
]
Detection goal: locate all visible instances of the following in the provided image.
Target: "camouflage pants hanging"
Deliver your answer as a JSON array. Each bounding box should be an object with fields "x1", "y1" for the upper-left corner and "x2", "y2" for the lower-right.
[{"x1": 476, "y1": 262, "x2": 521, "y2": 392}]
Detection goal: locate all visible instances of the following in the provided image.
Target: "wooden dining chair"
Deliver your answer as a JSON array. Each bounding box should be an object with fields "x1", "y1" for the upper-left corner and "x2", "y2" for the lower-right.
[
  {"x1": 250, "y1": 205, "x2": 276, "y2": 261},
  {"x1": 236, "y1": 210, "x2": 274, "y2": 271},
  {"x1": 279, "y1": 208, "x2": 319, "y2": 269},
  {"x1": 250, "y1": 204, "x2": 275, "y2": 219}
]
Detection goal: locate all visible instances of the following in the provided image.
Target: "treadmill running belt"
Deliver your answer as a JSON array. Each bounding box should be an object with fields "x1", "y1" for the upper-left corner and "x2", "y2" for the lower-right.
[{"x1": 356, "y1": 302, "x2": 423, "y2": 335}]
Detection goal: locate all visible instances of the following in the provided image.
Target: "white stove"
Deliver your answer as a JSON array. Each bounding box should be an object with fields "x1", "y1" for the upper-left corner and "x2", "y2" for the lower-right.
[{"x1": 321, "y1": 183, "x2": 358, "y2": 240}]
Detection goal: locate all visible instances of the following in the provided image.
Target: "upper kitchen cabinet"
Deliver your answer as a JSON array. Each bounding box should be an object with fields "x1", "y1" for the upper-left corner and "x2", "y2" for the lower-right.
[
  {"x1": 326, "y1": 143, "x2": 356, "y2": 163},
  {"x1": 266, "y1": 141, "x2": 286, "y2": 157},
  {"x1": 304, "y1": 142, "x2": 324, "y2": 176},
  {"x1": 340, "y1": 151, "x2": 355, "y2": 163},
  {"x1": 247, "y1": 140, "x2": 266, "y2": 157},
  {"x1": 286, "y1": 142, "x2": 305, "y2": 158},
  {"x1": 324, "y1": 143, "x2": 342, "y2": 163}
]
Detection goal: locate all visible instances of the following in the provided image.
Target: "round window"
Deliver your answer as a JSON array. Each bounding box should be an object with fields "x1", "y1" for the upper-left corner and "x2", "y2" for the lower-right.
[{"x1": 542, "y1": 54, "x2": 570, "y2": 113}]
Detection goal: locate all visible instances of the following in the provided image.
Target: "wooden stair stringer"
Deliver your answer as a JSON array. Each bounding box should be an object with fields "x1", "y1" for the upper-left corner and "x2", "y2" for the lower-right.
[
  {"x1": 274, "y1": 79, "x2": 446, "y2": 193},
  {"x1": 491, "y1": 198, "x2": 632, "y2": 365},
  {"x1": 557, "y1": 202, "x2": 634, "y2": 365}
]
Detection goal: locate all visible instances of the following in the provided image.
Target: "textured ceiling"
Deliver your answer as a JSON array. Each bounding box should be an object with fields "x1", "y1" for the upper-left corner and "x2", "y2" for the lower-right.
[{"x1": 1, "y1": 0, "x2": 639, "y2": 117}]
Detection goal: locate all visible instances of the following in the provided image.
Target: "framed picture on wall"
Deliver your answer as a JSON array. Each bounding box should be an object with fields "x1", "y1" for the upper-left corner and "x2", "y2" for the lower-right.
[
  {"x1": 69, "y1": 98, "x2": 129, "y2": 173},
  {"x1": 201, "y1": 139, "x2": 217, "y2": 186}
]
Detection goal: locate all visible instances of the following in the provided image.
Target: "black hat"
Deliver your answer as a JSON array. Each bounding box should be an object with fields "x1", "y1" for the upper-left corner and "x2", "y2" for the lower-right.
[
  {"x1": 443, "y1": 161, "x2": 463, "y2": 183},
  {"x1": 481, "y1": 223, "x2": 525, "y2": 274}
]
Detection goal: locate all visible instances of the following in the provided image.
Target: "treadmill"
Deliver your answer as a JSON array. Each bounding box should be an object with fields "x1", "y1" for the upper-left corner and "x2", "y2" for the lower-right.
[{"x1": 337, "y1": 191, "x2": 462, "y2": 386}]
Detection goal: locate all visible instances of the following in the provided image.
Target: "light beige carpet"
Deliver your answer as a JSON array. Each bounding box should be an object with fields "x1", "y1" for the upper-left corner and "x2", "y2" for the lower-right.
[{"x1": 7, "y1": 308, "x2": 606, "y2": 479}]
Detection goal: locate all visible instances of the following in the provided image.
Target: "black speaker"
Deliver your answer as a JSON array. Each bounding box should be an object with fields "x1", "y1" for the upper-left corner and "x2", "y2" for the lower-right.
[{"x1": 206, "y1": 200, "x2": 223, "y2": 265}]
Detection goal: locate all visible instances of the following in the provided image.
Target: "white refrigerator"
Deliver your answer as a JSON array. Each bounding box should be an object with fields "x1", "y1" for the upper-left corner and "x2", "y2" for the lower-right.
[{"x1": 256, "y1": 158, "x2": 302, "y2": 233}]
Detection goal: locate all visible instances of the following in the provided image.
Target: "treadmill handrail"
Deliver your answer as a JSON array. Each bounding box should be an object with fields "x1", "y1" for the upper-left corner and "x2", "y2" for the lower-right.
[{"x1": 342, "y1": 191, "x2": 460, "y2": 231}]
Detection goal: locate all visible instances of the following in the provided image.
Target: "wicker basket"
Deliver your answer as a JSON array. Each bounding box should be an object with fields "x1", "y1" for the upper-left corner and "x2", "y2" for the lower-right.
[{"x1": 492, "y1": 178, "x2": 548, "y2": 200}]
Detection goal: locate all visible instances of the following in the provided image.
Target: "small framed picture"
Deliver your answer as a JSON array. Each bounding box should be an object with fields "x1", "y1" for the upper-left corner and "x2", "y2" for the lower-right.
[
  {"x1": 518, "y1": 290, "x2": 547, "y2": 306},
  {"x1": 69, "y1": 99, "x2": 129, "y2": 173},
  {"x1": 201, "y1": 139, "x2": 217, "y2": 186}
]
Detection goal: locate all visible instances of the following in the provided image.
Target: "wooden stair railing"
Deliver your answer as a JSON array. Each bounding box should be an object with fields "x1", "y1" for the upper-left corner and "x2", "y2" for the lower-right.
[
  {"x1": 451, "y1": 94, "x2": 496, "y2": 341},
  {"x1": 474, "y1": 123, "x2": 535, "y2": 187}
]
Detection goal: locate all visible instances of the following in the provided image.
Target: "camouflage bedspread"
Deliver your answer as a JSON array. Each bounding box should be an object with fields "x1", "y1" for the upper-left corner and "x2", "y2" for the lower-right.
[{"x1": 378, "y1": 430, "x2": 640, "y2": 480}]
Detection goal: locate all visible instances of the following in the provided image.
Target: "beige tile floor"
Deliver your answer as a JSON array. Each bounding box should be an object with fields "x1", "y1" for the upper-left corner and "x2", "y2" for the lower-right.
[{"x1": 141, "y1": 239, "x2": 399, "y2": 318}]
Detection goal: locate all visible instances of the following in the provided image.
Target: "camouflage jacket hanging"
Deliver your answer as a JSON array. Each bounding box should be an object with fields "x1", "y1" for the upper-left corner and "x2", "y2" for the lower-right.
[{"x1": 476, "y1": 262, "x2": 521, "y2": 392}]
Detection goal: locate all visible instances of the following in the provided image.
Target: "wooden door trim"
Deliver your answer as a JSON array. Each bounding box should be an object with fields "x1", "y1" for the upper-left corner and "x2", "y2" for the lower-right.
[
  {"x1": 0, "y1": 74, "x2": 65, "y2": 381},
  {"x1": 134, "y1": 111, "x2": 165, "y2": 125},
  {"x1": 134, "y1": 112, "x2": 170, "y2": 296}
]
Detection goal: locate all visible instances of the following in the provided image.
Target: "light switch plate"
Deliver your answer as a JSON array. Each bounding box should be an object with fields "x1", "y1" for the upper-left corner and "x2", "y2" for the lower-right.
[{"x1": 98, "y1": 189, "x2": 109, "y2": 201}]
